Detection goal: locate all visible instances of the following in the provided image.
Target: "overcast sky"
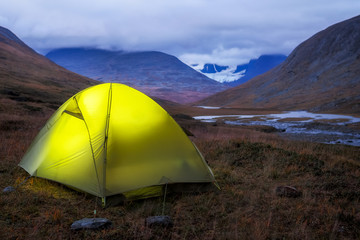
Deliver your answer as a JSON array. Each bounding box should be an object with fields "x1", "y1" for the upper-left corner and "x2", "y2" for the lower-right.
[{"x1": 1, "y1": 0, "x2": 359, "y2": 65}]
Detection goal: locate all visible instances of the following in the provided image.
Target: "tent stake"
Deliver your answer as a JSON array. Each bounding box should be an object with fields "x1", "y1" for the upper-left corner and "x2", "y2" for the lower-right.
[
  {"x1": 102, "y1": 197, "x2": 106, "y2": 208},
  {"x1": 17, "y1": 176, "x2": 31, "y2": 188},
  {"x1": 162, "y1": 183, "x2": 168, "y2": 216}
]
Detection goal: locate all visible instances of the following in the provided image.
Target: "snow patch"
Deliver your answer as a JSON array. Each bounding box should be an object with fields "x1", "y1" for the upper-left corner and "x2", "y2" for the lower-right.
[
  {"x1": 191, "y1": 64, "x2": 244, "y2": 83},
  {"x1": 196, "y1": 106, "x2": 221, "y2": 109}
]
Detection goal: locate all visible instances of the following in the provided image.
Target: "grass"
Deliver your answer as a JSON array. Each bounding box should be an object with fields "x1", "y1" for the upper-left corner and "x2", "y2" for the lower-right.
[{"x1": 1, "y1": 109, "x2": 360, "y2": 239}]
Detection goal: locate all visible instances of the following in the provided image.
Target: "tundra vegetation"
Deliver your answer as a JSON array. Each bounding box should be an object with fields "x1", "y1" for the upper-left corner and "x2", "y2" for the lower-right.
[{"x1": 1, "y1": 101, "x2": 360, "y2": 240}]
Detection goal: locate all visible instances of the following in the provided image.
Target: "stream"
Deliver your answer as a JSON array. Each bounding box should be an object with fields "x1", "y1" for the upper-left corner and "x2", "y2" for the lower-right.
[{"x1": 194, "y1": 111, "x2": 360, "y2": 146}]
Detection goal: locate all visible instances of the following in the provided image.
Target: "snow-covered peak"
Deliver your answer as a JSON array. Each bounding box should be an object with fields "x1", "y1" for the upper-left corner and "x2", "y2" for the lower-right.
[
  {"x1": 187, "y1": 54, "x2": 287, "y2": 85},
  {"x1": 202, "y1": 65, "x2": 245, "y2": 83},
  {"x1": 191, "y1": 63, "x2": 245, "y2": 83}
]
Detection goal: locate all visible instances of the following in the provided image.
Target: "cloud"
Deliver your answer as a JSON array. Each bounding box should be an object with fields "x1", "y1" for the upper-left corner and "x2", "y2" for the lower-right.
[
  {"x1": 180, "y1": 46, "x2": 260, "y2": 66},
  {"x1": 0, "y1": 0, "x2": 359, "y2": 64}
]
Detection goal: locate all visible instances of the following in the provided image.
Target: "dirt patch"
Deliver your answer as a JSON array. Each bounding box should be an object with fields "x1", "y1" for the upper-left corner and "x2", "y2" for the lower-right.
[{"x1": 0, "y1": 119, "x2": 26, "y2": 131}]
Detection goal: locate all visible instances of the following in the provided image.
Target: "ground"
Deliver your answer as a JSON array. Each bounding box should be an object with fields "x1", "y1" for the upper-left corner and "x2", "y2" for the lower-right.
[{"x1": 1, "y1": 107, "x2": 360, "y2": 239}]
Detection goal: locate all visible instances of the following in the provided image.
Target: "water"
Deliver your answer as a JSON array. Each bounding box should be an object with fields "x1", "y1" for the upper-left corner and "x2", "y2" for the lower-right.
[
  {"x1": 195, "y1": 105, "x2": 222, "y2": 109},
  {"x1": 194, "y1": 111, "x2": 360, "y2": 146}
]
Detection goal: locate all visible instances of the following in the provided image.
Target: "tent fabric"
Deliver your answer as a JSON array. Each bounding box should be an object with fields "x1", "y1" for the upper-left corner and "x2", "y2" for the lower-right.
[{"x1": 19, "y1": 83, "x2": 215, "y2": 203}]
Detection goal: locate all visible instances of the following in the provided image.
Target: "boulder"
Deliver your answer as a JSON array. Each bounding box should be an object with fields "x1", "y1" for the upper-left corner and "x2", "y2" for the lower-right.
[
  {"x1": 3, "y1": 186, "x2": 15, "y2": 193},
  {"x1": 71, "y1": 218, "x2": 111, "y2": 230},
  {"x1": 146, "y1": 215, "x2": 173, "y2": 228}
]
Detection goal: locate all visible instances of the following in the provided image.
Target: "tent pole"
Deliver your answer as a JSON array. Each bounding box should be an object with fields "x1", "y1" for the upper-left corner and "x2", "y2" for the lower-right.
[{"x1": 102, "y1": 83, "x2": 113, "y2": 207}]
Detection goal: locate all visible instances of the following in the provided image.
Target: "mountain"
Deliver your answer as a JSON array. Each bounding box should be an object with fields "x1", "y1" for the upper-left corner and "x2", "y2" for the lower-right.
[
  {"x1": 197, "y1": 15, "x2": 360, "y2": 115},
  {"x1": 46, "y1": 48, "x2": 229, "y2": 103},
  {"x1": 191, "y1": 54, "x2": 287, "y2": 84},
  {"x1": 231, "y1": 54, "x2": 287, "y2": 85},
  {"x1": 0, "y1": 26, "x2": 98, "y2": 115},
  {"x1": 0, "y1": 26, "x2": 203, "y2": 135}
]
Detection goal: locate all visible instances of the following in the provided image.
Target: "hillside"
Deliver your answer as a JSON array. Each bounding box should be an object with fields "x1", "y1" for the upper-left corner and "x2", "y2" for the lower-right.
[
  {"x1": 46, "y1": 48, "x2": 229, "y2": 103},
  {"x1": 197, "y1": 15, "x2": 360, "y2": 115},
  {"x1": 0, "y1": 27, "x2": 98, "y2": 115}
]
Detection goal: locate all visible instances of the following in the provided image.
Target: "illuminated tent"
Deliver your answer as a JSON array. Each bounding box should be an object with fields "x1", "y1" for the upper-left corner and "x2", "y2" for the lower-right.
[{"x1": 19, "y1": 83, "x2": 216, "y2": 206}]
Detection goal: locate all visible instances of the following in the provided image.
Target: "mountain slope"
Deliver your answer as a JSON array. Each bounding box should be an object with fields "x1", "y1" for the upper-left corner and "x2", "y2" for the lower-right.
[
  {"x1": 0, "y1": 27, "x2": 98, "y2": 115},
  {"x1": 230, "y1": 54, "x2": 287, "y2": 85},
  {"x1": 197, "y1": 15, "x2": 360, "y2": 114},
  {"x1": 46, "y1": 48, "x2": 228, "y2": 103}
]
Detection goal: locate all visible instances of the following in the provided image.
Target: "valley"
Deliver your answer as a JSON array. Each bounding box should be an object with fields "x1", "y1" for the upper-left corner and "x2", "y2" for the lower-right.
[
  {"x1": 198, "y1": 15, "x2": 360, "y2": 115},
  {"x1": 1, "y1": 14, "x2": 360, "y2": 239}
]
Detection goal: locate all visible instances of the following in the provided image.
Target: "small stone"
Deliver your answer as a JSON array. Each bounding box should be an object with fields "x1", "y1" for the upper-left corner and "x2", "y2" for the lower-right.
[
  {"x1": 71, "y1": 218, "x2": 111, "y2": 230},
  {"x1": 275, "y1": 186, "x2": 302, "y2": 198},
  {"x1": 146, "y1": 215, "x2": 173, "y2": 228},
  {"x1": 3, "y1": 186, "x2": 15, "y2": 193}
]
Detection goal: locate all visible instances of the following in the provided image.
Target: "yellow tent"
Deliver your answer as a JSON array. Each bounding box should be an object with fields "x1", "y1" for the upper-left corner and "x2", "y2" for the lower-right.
[{"x1": 19, "y1": 83, "x2": 215, "y2": 206}]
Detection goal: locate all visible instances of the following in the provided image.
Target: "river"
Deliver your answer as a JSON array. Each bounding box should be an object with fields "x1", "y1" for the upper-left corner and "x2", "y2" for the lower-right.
[{"x1": 194, "y1": 111, "x2": 360, "y2": 146}]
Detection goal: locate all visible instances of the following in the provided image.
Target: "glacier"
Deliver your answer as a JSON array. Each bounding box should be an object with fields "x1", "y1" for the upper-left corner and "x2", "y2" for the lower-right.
[{"x1": 191, "y1": 63, "x2": 245, "y2": 83}]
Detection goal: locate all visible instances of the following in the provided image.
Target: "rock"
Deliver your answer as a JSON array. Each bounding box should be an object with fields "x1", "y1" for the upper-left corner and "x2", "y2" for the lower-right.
[
  {"x1": 275, "y1": 186, "x2": 302, "y2": 198},
  {"x1": 146, "y1": 215, "x2": 173, "y2": 228},
  {"x1": 173, "y1": 114, "x2": 193, "y2": 120},
  {"x1": 3, "y1": 186, "x2": 15, "y2": 193},
  {"x1": 71, "y1": 218, "x2": 111, "y2": 230}
]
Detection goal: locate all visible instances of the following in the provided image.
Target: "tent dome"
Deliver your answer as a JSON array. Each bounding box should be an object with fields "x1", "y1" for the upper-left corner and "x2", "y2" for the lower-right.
[{"x1": 19, "y1": 83, "x2": 215, "y2": 205}]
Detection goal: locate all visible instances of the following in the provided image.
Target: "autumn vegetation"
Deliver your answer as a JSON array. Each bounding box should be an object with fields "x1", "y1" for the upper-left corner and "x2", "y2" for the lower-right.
[{"x1": 1, "y1": 100, "x2": 360, "y2": 239}]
